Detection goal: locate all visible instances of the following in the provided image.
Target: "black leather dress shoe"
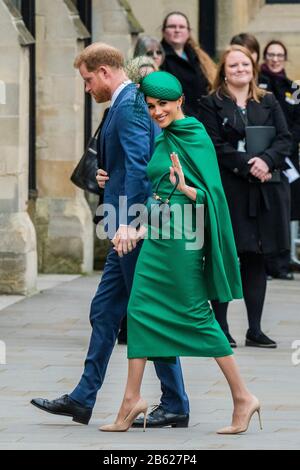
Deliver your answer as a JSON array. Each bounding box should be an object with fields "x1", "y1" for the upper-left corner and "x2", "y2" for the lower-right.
[
  {"x1": 132, "y1": 405, "x2": 189, "y2": 428},
  {"x1": 30, "y1": 394, "x2": 92, "y2": 425},
  {"x1": 245, "y1": 331, "x2": 277, "y2": 349}
]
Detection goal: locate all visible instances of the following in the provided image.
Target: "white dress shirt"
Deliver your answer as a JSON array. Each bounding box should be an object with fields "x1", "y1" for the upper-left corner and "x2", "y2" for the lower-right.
[{"x1": 110, "y1": 80, "x2": 132, "y2": 107}]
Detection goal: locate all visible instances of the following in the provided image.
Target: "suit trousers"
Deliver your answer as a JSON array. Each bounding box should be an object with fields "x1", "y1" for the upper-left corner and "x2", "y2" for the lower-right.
[{"x1": 70, "y1": 244, "x2": 189, "y2": 413}]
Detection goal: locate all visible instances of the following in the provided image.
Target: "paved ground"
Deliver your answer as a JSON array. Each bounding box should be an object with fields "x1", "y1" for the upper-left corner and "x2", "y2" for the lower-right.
[{"x1": 0, "y1": 273, "x2": 299, "y2": 450}]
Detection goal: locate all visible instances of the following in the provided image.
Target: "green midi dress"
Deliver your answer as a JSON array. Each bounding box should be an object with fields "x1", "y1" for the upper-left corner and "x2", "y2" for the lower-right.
[{"x1": 127, "y1": 117, "x2": 243, "y2": 361}]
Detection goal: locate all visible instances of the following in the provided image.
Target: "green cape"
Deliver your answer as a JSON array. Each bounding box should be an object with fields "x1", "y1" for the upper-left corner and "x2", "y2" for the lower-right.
[{"x1": 156, "y1": 116, "x2": 243, "y2": 302}]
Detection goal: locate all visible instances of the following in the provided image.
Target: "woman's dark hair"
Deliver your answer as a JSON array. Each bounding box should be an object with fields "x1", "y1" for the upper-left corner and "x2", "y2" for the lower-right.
[
  {"x1": 263, "y1": 40, "x2": 288, "y2": 60},
  {"x1": 162, "y1": 11, "x2": 191, "y2": 32},
  {"x1": 230, "y1": 33, "x2": 260, "y2": 63}
]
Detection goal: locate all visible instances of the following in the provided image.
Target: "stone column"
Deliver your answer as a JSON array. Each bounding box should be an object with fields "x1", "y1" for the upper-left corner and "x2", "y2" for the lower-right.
[
  {"x1": 34, "y1": 0, "x2": 94, "y2": 274},
  {"x1": 216, "y1": 0, "x2": 265, "y2": 55},
  {"x1": 91, "y1": 0, "x2": 141, "y2": 130},
  {"x1": 88, "y1": 0, "x2": 144, "y2": 266},
  {"x1": 0, "y1": 0, "x2": 37, "y2": 294},
  {"x1": 128, "y1": 0, "x2": 199, "y2": 40}
]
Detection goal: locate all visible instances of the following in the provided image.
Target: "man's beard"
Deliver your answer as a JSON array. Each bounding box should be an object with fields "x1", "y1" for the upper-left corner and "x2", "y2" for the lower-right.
[{"x1": 94, "y1": 85, "x2": 111, "y2": 103}]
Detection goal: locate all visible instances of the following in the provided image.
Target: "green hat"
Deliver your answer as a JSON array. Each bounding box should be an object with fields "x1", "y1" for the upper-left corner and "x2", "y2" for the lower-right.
[{"x1": 140, "y1": 71, "x2": 183, "y2": 101}]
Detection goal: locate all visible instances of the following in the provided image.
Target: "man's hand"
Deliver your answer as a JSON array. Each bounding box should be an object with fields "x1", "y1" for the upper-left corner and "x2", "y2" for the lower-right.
[
  {"x1": 112, "y1": 225, "x2": 138, "y2": 257},
  {"x1": 96, "y1": 169, "x2": 109, "y2": 189},
  {"x1": 248, "y1": 157, "x2": 270, "y2": 183}
]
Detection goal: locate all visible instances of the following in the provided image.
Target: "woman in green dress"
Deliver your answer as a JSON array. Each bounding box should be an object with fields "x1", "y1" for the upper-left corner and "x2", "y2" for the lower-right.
[{"x1": 101, "y1": 71, "x2": 262, "y2": 435}]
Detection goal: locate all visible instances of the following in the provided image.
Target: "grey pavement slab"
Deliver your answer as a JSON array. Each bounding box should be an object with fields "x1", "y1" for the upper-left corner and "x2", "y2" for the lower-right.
[{"x1": 0, "y1": 272, "x2": 300, "y2": 450}]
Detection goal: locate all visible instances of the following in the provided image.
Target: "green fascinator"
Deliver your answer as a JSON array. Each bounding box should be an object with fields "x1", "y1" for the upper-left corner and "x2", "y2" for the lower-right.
[{"x1": 140, "y1": 71, "x2": 183, "y2": 101}]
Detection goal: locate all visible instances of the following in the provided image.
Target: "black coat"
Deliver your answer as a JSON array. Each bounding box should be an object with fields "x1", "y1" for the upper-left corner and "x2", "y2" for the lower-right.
[
  {"x1": 160, "y1": 39, "x2": 210, "y2": 120},
  {"x1": 259, "y1": 71, "x2": 300, "y2": 220},
  {"x1": 199, "y1": 92, "x2": 292, "y2": 254}
]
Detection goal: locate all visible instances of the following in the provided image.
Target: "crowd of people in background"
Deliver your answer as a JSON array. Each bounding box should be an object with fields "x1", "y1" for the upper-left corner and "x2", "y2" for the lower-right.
[{"x1": 118, "y1": 11, "x2": 300, "y2": 348}]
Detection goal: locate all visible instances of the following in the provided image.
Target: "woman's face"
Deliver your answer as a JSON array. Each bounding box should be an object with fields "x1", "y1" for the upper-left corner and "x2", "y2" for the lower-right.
[
  {"x1": 265, "y1": 44, "x2": 286, "y2": 73},
  {"x1": 225, "y1": 51, "x2": 253, "y2": 88},
  {"x1": 163, "y1": 14, "x2": 190, "y2": 49},
  {"x1": 146, "y1": 96, "x2": 183, "y2": 128},
  {"x1": 145, "y1": 46, "x2": 164, "y2": 68}
]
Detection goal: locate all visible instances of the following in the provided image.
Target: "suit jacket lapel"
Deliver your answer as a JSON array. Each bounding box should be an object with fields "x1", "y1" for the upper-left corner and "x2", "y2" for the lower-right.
[
  {"x1": 100, "y1": 106, "x2": 114, "y2": 158},
  {"x1": 100, "y1": 84, "x2": 135, "y2": 158},
  {"x1": 214, "y1": 94, "x2": 272, "y2": 133},
  {"x1": 247, "y1": 98, "x2": 271, "y2": 126},
  {"x1": 213, "y1": 95, "x2": 245, "y2": 136}
]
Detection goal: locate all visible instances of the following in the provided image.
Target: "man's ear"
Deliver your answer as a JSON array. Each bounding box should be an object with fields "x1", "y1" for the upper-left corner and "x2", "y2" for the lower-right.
[{"x1": 98, "y1": 65, "x2": 110, "y2": 80}]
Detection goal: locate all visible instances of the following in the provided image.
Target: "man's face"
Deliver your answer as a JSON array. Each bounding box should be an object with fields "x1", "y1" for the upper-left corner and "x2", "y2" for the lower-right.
[{"x1": 79, "y1": 63, "x2": 111, "y2": 103}]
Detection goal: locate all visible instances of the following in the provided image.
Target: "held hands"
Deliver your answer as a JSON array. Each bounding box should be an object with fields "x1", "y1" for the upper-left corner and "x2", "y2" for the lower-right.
[
  {"x1": 248, "y1": 157, "x2": 272, "y2": 183},
  {"x1": 96, "y1": 169, "x2": 109, "y2": 189},
  {"x1": 112, "y1": 225, "x2": 146, "y2": 257}
]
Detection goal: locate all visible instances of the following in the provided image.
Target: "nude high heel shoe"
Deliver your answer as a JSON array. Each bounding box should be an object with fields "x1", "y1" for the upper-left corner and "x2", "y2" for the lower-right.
[
  {"x1": 217, "y1": 397, "x2": 263, "y2": 435},
  {"x1": 99, "y1": 398, "x2": 148, "y2": 432}
]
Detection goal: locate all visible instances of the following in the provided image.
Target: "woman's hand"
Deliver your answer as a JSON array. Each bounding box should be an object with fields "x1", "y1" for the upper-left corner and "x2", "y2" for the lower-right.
[
  {"x1": 169, "y1": 152, "x2": 186, "y2": 192},
  {"x1": 169, "y1": 152, "x2": 197, "y2": 201},
  {"x1": 248, "y1": 157, "x2": 270, "y2": 182}
]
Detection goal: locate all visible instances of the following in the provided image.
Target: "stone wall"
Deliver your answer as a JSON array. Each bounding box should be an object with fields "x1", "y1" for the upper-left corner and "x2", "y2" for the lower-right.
[
  {"x1": 217, "y1": 0, "x2": 264, "y2": 55},
  {"x1": 0, "y1": 0, "x2": 37, "y2": 294},
  {"x1": 217, "y1": 0, "x2": 300, "y2": 80},
  {"x1": 33, "y1": 0, "x2": 94, "y2": 274},
  {"x1": 128, "y1": 0, "x2": 199, "y2": 45}
]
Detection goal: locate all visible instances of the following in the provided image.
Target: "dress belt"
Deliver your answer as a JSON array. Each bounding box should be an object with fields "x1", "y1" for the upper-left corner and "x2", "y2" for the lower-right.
[{"x1": 248, "y1": 184, "x2": 271, "y2": 217}]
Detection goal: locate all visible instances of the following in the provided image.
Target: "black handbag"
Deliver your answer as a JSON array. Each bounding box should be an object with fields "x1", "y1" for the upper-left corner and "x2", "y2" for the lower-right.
[
  {"x1": 70, "y1": 120, "x2": 103, "y2": 196},
  {"x1": 142, "y1": 171, "x2": 180, "y2": 227}
]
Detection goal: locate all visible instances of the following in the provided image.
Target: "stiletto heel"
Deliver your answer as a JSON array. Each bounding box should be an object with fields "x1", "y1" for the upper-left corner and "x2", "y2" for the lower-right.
[
  {"x1": 217, "y1": 396, "x2": 262, "y2": 435},
  {"x1": 257, "y1": 408, "x2": 263, "y2": 430},
  {"x1": 143, "y1": 409, "x2": 147, "y2": 432},
  {"x1": 100, "y1": 398, "x2": 148, "y2": 432}
]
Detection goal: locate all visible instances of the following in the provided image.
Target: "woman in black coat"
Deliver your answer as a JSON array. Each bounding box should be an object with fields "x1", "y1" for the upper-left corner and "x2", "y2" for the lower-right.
[
  {"x1": 160, "y1": 11, "x2": 216, "y2": 120},
  {"x1": 259, "y1": 40, "x2": 300, "y2": 278},
  {"x1": 199, "y1": 45, "x2": 292, "y2": 349}
]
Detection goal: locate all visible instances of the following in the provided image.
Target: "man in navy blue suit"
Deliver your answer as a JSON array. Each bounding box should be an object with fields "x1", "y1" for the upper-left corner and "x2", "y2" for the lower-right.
[{"x1": 31, "y1": 43, "x2": 189, "y2": 428}]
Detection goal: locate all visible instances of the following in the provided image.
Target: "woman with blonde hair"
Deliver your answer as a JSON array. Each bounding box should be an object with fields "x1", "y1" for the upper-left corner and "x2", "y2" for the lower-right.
[
  {"x1": 160, "y1": 11, "x2": 216, "y2": 120},
  {"x1": 199, "y1": 45, "x2": 292, "y2": 349}
]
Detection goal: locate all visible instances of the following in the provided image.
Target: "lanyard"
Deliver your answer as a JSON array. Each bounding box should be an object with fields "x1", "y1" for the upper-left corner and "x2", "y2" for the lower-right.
[{"x1": 236, "y1": 105, "x2": 248, "y2": 127}]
